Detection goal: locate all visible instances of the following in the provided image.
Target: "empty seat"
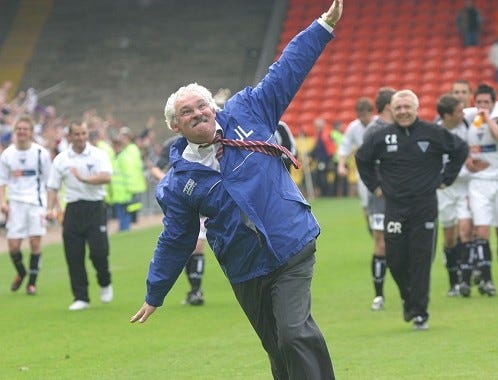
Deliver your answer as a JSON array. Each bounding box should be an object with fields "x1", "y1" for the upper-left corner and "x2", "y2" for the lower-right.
[{"x1": 277, "y1": 0, "x2": 487, "y2": 131}]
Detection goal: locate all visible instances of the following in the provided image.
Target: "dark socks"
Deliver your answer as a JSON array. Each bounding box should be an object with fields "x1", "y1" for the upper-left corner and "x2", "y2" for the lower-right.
[
  {"x1": 372, "y1": 255, "x2": 386, "y2": 297},
  {"x1": 29, "y1": 253, "x2": 41, "y2": 286},
  {"x1": 444, "y1": 245, "x2": 459, "y2": 287},
  {"x1": 475, "y1": 239, "x2": 492, "y2": 282},
  {"x1": 185, "y1": 253, "x2": 205, "y2": 291},
  {"x1": 459, "y1": 241, "x2": 474, "y2": 284},
  {"x1": 10, "y1": 251, "x2": 26, "y2": 278}
]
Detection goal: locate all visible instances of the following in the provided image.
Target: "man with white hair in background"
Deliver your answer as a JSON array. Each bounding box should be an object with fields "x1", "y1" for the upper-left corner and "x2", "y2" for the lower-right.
[{"x1": 356, "y1": 89, "x2": 468, "y2": 330}]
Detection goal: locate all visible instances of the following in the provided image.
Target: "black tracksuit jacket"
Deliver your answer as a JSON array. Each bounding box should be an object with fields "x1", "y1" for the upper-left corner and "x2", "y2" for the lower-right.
[
  {"x1": 355, "y1": 117, "x2": 469, "y2": 319},
  {"x1": 355, "y1": 118, "x2": 469, "y2": 203}
]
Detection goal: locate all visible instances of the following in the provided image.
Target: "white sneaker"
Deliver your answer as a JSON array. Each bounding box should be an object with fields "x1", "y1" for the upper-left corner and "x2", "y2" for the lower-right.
[
  {"x1": 413, "y1": 316, "x2": 429, "y2": 331},
  {"x1": 371, "y1": 296, "x2": 385, "y2": 311},
  {"x1": 69, "y1": 300, "x2": 90, "y2": 311},
  {"x1": 100, "y1": 285, "x2": 113, "y2": 303}
]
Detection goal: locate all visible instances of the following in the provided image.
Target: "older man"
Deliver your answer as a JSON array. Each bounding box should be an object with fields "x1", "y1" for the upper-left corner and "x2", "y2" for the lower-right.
[
  {"x1": 131, "y1": 1, "x2": 343, "y2": 378},
  {"x1": 356, "y1": 90, "x2": 468, "y2": 330}
]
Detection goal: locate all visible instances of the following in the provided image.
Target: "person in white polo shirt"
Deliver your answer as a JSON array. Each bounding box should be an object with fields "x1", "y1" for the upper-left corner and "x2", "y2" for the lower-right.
[
  {"x1": 0, "y1": 115, "x2": 52, "y2": 295},
  {"x1": 46, "y1": 121, "x2": 114, "y2": 311}
]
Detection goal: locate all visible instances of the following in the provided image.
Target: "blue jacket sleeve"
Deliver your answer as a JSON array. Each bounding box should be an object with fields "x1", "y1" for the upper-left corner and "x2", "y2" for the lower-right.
[
  {"x1": 224, "y1": 20, "x2": 334, "y2": 134},
  {"x1": 145, "y1": 180, "x2": 200, "y2": 307}
]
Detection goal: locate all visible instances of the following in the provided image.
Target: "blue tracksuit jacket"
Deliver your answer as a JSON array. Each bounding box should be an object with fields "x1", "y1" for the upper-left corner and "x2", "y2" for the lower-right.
[{"x1": 146, "y1": 20, "x2": 334, "y2": 307}]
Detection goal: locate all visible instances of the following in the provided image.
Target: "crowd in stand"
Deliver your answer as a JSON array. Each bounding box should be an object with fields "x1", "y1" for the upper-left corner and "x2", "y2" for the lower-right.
[{"x1": 0, "y1": 80, "x2": 165, "y2": 228}]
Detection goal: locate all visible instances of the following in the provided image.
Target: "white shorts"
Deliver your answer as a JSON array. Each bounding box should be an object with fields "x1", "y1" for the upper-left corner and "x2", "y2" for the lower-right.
[
  {"x1": 357, "y1": 177, "x2": 369, "y2": 208},
  {"x1": 6, "y1": 200, "x2": 47, "y2": 239},
  {"x1": 468, "y1": 179, "x2": 498, "y2": 227},
  {"x1": 437, "y1": 181, "x2": 472, "y2": 228},
  {"x1": 368, "y1": 213, "x2": 385, "y2": 231},
  {"x1": 198, "y1": 216, "x2": 207, "y2": 240}
]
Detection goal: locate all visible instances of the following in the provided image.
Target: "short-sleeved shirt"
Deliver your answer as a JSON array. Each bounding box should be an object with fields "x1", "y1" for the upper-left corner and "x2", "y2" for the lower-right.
[
  {"x1": 47, "y1": 143, "x2": 112, "y2": 203},
  {"x1": 0, "y1": 142, "x2": 51, "y2": 206}
]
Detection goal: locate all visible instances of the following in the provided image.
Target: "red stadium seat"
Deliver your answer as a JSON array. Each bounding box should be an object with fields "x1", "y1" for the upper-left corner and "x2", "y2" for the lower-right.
[{"x1": 278, "y1": 0, "x2": 496, "y2": 129}]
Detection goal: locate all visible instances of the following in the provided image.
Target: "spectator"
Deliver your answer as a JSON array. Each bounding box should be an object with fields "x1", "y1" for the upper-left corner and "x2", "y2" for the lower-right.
[
  {"x1": 109, "y1": 134, "x2": 134, "y2": 231},
  {"x1": 309, "y1": 117, "x2": 335, "y2": 196},
  {"x1": 130, "y1": 1, "x2": 344, "y2": 378},
  {"x1": 118, "y1": 127, "x2": 147, "y2": 224},
  {"x1": 456, "y1": 0, "x2": 482, "y2": 47},
  {"x1": 489, "y1": 39, "x2": 498, "y2": 83},
  {"x1": 329, "y1": 120, "x2": 347, "y2": 197}
]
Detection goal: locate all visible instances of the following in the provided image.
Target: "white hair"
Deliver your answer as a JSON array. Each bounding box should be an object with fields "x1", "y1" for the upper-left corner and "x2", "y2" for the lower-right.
[
  {"x1": 164, "y1": 83, "x2": 220, "y2": 130},
  {"x1": 391, "y1": 89, "x2": 419, "y2": 108}
]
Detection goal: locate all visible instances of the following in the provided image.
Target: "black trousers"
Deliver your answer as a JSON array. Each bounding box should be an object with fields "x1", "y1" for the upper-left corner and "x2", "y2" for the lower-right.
[
  {"x1": 231, "y1": 240, "x2": 334, "y2": 380},
  {"x1": 63, "y1": 200, "x2": 111, "y2": 302},
  {"x1": 384, "y1": 195, "x2": 438, "y2": 320}
]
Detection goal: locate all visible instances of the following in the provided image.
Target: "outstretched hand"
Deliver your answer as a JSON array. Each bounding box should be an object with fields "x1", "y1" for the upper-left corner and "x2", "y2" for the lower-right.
[
  {"x1": 321, "y1": 0, "x2": 344, "y2": 27},
  {"x1": 130, "y1": 302, "x2": 157, "y2": 324}
]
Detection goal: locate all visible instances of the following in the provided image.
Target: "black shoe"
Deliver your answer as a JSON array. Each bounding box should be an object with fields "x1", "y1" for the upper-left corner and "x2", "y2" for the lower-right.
[
  {"x1": 402, "y1": 301, "x2": 414, "y2": 322},
  {"x1": 183, "y1": 290, "x2": 204, "y2": 306},
  {"x1": 459, "y1": 282, "x2": 471, "y2": 297},
  {"x1": 478, "y1": 281, "x2": 496, "y2": 296}
]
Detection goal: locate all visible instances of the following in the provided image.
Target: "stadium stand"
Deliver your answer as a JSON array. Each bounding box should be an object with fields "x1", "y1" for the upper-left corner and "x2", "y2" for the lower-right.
[
  {"x1": 279, "y1": 0, "x2": 498, "y2": 135},
  {"x1": 0, "y1": 0, "x2": 52, "y2": 96},
  {"x1": 1, "y1": 0, "x2": 275, "y2": 137},
  {"x1": 1, "y1": 0, "x2": 497, "y2": 139}
]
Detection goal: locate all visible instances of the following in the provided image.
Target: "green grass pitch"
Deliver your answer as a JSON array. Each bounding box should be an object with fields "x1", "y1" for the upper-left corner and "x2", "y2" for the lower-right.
[{"x1": 1, "y1": 197, "x2": 497, "y2": 379}]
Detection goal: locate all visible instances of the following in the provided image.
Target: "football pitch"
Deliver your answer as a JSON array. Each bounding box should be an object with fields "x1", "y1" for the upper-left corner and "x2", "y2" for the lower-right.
[{"x1": 0, "y1": 197, "x2": 497, "y2": 379}]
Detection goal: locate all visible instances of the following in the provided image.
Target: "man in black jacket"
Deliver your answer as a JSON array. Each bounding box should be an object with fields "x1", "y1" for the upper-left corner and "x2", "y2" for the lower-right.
[{"x1": 355, "y1": 89, "x2": 469, "y2": 330}]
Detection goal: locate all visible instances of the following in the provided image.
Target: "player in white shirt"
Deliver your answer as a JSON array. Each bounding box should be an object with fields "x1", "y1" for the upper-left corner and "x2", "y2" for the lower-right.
[
  {"x1": 435, "y1": 94, "x2": 477, "y2": 297},
  {"x1": 462, "y1": 84, "x2": 498, "y2": 296},
  {"x1": 337, "y1": 97, "x2": 377, "y2": 232},
  {"x1": 0, "y1": 115, "x2": 52, "y2": 295}
]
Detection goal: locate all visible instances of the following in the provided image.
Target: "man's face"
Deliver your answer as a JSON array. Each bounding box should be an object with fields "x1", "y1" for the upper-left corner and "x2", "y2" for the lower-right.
[
  {"x1": 14, "y1": 120, "x2": 33, "y2": 146},
  {"x1": 171, "y1": 92, "x2": 217, "y2": 144},
  {"x1": 452, "y1": 83, "x2": 471, "y2": 107},
  {"x1": 392, "y1": 96, "x2": 418, "y2": 127},
  {"x1": 357, "y1": 110, "x2": 373, "y2": 126},
  {"x1": 70, "y1": 123, "x2": 88, "y2": 153},
  {"x1": 445, "y1": 102, "x2": 464, "y2": 128},
  {"x1": 474, "y1": 93, "x2": 494, "y2": 113}
]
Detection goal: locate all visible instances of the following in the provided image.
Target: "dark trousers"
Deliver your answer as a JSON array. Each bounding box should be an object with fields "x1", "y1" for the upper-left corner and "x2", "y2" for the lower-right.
[
  {"x1": 63, "y1": 200, "x2": 111, "y2": 302},
  {"x1": 231, "y1": 240, "x2": 334, "y2": 380},
  {"x1": 384, "y1": 196, "x2": 438, "y2": 320}
]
